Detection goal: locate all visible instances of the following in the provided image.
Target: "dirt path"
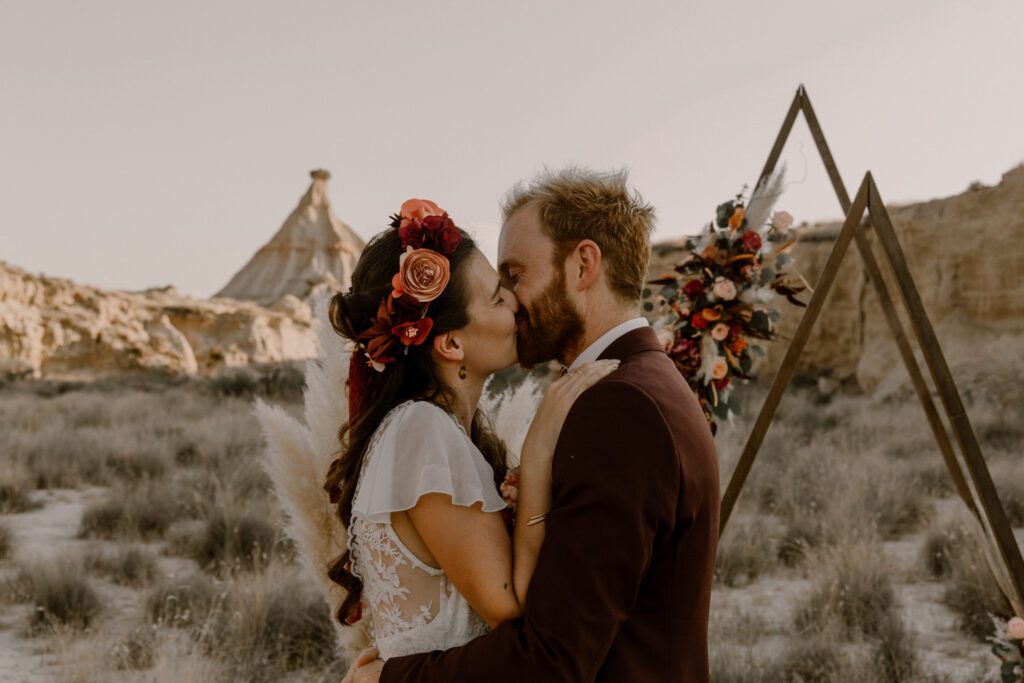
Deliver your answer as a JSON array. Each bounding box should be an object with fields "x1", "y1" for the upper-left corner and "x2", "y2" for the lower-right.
[{"x1": 0, "y1": 486, "x2": 108, "y2": 682}]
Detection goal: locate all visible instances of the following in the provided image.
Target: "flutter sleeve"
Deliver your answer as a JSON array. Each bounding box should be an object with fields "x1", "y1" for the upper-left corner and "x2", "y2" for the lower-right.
[{"x1": 351, "y1": 401, "x2": 507, "y2": 524}]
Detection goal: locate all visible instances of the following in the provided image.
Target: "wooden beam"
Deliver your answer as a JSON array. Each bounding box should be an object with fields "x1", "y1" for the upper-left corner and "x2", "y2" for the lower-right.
[
  {"x1": 720, "y1": 176, "x2": 870, "y2": 531},
  {"x1": 865, "y1": 176, "x2": 1024, "y2": 604}
]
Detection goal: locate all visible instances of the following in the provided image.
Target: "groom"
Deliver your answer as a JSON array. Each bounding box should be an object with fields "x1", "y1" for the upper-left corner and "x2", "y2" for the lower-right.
[{"x1": 349, "y1": 168, "x2": 720, "y2": 682}]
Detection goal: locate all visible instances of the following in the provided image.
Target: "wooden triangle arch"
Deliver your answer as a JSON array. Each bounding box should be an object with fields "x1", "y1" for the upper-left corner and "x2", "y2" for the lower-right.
[{"x1": 719, "y1": 84, "x2": 1024, "y2": 613}]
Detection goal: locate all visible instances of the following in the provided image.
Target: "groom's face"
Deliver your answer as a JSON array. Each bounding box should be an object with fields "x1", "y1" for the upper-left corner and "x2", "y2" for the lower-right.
[{"x1": 498, "y1": 204, "x2": 585, "y2": 369}]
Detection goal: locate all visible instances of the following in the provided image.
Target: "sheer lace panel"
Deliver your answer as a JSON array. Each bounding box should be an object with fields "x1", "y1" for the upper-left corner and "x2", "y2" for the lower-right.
[{"x1": 347, "y1": 401, "x2": 496, "y2": 660}]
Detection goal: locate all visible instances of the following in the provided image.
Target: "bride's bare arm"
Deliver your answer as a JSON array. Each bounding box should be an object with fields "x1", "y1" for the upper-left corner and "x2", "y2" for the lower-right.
[{"x1": 405, "y1": 360, "x2": 619, "y2": 628}]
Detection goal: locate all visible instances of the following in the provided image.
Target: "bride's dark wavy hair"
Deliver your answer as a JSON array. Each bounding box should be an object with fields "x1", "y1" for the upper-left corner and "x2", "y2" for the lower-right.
[{"x1": 324, "y1": 225, "x2": 509, "y2": 628}]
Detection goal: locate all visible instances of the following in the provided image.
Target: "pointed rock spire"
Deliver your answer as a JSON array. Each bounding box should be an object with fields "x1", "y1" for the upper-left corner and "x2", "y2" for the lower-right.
[{"x1": 216, "y1": 169, "x2": 365, "y2": 304}]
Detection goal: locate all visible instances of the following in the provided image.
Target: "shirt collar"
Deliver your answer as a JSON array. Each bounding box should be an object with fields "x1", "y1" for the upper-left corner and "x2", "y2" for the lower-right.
[{"x1": 568, "y1": 317, "x2": 649, "y2": 371}]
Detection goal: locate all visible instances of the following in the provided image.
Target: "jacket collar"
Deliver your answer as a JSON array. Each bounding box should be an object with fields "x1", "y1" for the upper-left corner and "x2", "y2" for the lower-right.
[{"x1": 597, "y1": 325, "x2": 661, "y2": 362}]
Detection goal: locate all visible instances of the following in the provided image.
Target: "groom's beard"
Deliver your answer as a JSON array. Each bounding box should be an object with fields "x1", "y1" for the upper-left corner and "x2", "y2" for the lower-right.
[{"x1": 515, "y1": 269, "x2": 585, "y2": 369}]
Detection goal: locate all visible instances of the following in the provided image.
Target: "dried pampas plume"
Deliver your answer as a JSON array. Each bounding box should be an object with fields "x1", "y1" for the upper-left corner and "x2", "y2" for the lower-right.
[
  {"x1": 254, "y1": 295, "x2": 372, "y2": 662},
  {"x1": 744, "y1": 164, "x2": 787, "y2": 232}
]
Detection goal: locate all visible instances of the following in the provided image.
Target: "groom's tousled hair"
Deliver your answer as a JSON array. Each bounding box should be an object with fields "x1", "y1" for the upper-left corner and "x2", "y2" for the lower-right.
[{"x1": 502, "y1": 167, "x2": 655, "y2": 302}]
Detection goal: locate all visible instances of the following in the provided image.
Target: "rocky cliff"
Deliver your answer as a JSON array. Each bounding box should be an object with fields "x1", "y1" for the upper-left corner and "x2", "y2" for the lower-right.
[
  {"x1": 0, "y1": 262, "x2": 319, "y2": 379},
  {"x1": 647, "y1": 163, "x2": 1024, "y2": 393}
]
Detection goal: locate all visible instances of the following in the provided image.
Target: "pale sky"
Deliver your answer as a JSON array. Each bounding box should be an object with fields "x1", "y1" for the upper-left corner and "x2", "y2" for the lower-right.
[{"x1": 2, "y1": 0, "x2": 1022, "y2": 298}]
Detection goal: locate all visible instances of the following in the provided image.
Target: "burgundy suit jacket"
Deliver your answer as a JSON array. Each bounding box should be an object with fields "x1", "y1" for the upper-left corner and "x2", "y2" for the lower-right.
[{"x1": 380, "y1": 326, "x2": 720, "y2": 682}]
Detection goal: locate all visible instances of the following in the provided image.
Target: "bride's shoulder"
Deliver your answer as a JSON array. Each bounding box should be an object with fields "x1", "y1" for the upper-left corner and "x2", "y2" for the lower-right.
[
  {"x1": 369, "y1": 400, "x2": 467, "y2": 454},
  {"x1": 381, "y1": 400, "x2": 461, "y2": 433}
]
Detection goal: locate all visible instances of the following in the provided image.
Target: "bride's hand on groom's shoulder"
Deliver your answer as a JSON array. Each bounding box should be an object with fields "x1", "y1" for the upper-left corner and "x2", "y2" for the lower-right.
[
  {"x1": 341, "y1": 647, "x2": 382, "y2": 683},
  {"x1": 524, "y1": 359, "x2": 620, "y2": 459}
]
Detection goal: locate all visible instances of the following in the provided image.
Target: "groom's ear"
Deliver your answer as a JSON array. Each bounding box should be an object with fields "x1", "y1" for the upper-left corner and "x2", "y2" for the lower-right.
[
  {"x1": 432, "y1": 331, "x2": 465, "y2": 364},
  {"x1": 571, "y1": 239, "x2": 602, "y2": 292}
]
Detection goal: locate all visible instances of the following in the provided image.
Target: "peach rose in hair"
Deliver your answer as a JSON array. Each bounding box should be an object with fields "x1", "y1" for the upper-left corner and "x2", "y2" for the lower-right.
[
  {"x1": 399, "y1": 247, "x2": 451, "y2": 303},
  {"x1": 711, "y1": 323, "x2": 730, "y2": 341}
]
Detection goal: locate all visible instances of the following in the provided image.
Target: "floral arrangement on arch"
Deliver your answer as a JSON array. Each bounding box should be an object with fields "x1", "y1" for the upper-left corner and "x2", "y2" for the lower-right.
[
  {"x1": 645, "y1": 183, "x2": 806, "y2": 434},
  {"x1": 991, "y1": 616, "x2": 1024, "y2": 682}
]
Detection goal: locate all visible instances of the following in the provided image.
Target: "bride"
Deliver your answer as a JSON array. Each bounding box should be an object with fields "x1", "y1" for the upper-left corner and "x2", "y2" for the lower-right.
[{"x1": 322, "y1": 199, "x2": 617, "y2": 662}]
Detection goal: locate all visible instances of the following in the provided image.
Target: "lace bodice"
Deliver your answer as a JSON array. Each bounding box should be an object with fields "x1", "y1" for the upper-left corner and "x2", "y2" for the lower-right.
[{"x1": 347, "y1": 400, "x2": 507, "y2": 660}]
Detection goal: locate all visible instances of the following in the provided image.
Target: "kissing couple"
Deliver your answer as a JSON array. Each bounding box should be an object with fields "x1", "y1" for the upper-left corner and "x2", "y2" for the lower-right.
[{"x1": 325, "y1": 168, "x2": 720, "y2": 682}]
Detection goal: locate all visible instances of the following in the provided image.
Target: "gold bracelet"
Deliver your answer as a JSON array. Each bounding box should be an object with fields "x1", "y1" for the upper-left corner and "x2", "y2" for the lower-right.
[{"x1": 525, "y1": 512, "x2": 547, "y2": 526}]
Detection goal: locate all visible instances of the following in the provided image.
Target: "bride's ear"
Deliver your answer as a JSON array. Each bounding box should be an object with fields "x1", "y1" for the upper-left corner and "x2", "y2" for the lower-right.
[{"x1": 432, "y1": 331, "x2": 465, "y2": 364}]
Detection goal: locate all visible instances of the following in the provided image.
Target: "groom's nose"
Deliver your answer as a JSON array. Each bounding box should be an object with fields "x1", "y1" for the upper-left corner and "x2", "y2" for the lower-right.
[{"x1": 505, "y1": 288, "x2": 520, "y2": 314}]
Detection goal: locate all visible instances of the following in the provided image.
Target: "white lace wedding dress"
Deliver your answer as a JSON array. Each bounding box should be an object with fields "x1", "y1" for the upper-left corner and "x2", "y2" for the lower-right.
[{"x1": 347, "y1": 400, "x2": 508, "y2": 660}]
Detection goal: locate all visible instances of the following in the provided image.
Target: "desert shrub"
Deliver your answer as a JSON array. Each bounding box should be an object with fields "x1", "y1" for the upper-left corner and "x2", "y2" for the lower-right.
[
  {"x1": 12, "y1": 562, "x2": 103, "y2": 633},
  {"x1": 795, "y1": 543, "x2": 897, "y2": 639},
  {"x1": 210, "y1": 370, "x2": 259, "y2": 398},
  {"x1": 777, "y1": 638, "x2": 842, "y2": 683},
  {"x1": 206, "y1": 573, "x2": 337, "y2": 678},
  {"x1": 83, "y1": 545, "x2": 159, "y2": 587},
  {"x1": 777, "y1": 517, "x2": 830, "y2": 567},
  {"x1": 921, "y1": 526, "x2": 969, "y2": 580},
  {"x1": 79, "y1": 490, "x2": 181, "y2": 540},
  {"x1": 709, "y1": 650, "x2": 782, "y2": 682},
  {"x1": 995, "y1": 479, "x2": 1024, "y2": 527},
  {"x1": 23, "y1": 431, "x2": 110, "y2": 489},
  {"x1": 942, "y1": 540, "x2": 1012, "y2": 640},
  {"x1": 977, "y1": 420, "x2": 1024, "y2": 452},
  {"x1": 147, "y1": 574, "x2": 226, "y2": 628},
  {"x1": 256, "y1": 364, "x2": 306, "y2": 402},
  {"x1": 715, "y1": 517, "x2": 778, "y2": 587},
  {"x1": 866, "y1": 477, "x2": 931, "y2": 540},
  {"x1": 0, "y1": 476, "x2": 42, "y2": 513},
  {"x1": 870, "y1": 612, "x2": 919, "y2": 683},
  {"x1": 192, "y1": 510, "x2": 293, "y2": 574},
  {"x1": 911, "y1": 462, "x2": 956, "y2": 497},
  {"x1": 109, "y1": 625, "x2": 157, "y2": 670},
  {"x1": 0, "y1": 521, "x2": 13, "y2": 561}
]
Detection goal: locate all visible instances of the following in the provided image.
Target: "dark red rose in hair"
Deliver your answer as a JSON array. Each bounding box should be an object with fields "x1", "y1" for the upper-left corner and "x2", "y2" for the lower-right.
[
  {"x1": 683, "y1": 278, "x2": 705, "y2": 301},
  {"x1": 399, "y1": 218, "x2": 426, "y2": 250},
  {"x1": 691, "y1": 311, "x2": 709, "y2": 330},
  {"x1": 421, "y1": 214, "x2": 461, "y2": 255},
  {"x1": 740, "y1": 230, "x2": 762, "y2": 252},
  {"x1": 713, "y1": 375, "x2": 731, "y2": 390}
]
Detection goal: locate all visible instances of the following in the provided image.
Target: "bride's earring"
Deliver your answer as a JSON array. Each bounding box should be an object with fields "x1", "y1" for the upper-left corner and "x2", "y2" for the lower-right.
[{"x1": 458, "y1": 365, "x2": 467, "y2": 380}]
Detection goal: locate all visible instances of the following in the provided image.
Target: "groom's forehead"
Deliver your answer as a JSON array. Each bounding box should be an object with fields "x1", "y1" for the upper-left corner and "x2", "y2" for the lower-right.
[{"x1": 499, "y1": 207, "x2": 549, "y2": 262}]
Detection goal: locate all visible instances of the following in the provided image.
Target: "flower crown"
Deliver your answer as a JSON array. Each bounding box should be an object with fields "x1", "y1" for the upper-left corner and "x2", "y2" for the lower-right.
[{"x1": 355, "y1": 198, "x2": 462, "y2": 372}]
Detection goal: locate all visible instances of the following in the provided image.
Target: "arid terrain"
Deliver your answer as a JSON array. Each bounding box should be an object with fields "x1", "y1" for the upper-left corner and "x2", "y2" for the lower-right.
[{"x1": 1, "y1": 363, "x2": 1020, "y2": 682}]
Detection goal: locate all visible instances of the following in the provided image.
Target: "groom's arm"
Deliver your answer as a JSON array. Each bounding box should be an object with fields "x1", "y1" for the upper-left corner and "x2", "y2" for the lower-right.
[{"x1": 379, "y1": 381, "x2": 679, "y2": 683}]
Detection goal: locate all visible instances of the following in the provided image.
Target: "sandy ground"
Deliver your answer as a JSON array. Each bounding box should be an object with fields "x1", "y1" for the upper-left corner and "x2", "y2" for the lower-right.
[{"x1": 0, "y1": 486, "x2": 107, "y2": 682}]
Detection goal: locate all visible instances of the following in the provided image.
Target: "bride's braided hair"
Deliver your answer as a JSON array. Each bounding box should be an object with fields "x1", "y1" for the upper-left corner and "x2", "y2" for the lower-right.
[{"x1": 324, "y1": 221, "x2": 509, "y2": 628}]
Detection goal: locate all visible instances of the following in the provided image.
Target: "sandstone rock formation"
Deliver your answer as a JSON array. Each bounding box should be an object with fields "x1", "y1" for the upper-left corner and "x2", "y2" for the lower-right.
[
  {"x1": 216, "y1": 169, "x2": 364, "y2": 306},
  {"x1": 646, "y1": 163, "x2": 1024, "y2": 393},
  {"x1": 0, "y1": 262, "x2": 319, "y2": 380}
]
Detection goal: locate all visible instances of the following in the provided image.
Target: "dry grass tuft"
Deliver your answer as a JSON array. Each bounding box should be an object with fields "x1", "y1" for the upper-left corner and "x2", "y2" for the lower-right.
[
  {"x1": 941, "y1": 533, "x2": 1012, "y2": 640},
  {"x1": 82, "y1": 544, "x2": 159, "y2": 587},
  {"x1": 714, "y1": 516, "x2": 779, "y2": 587},
  {"x1": 147, "y1": 573, "x2": 227, "y2": 628},
  {"x1": 794, "y1": 542, "x2": 898, "y2": 640},
  {"x1": 4, "y1": 560, "x2": 104, "y2": 634},
  {"x1": 0, "y1": 519, "x2": 13, "y2": 561}
]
